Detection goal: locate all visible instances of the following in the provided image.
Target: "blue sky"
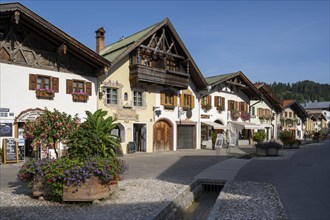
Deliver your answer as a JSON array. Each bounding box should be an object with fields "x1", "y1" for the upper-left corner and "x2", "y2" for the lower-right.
[{"x1": 3, "y1": 0, "x2": 329, "y2": 84}]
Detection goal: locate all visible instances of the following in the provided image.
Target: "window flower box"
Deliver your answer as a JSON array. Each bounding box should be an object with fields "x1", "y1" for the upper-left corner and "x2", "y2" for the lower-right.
[
  {"x1": 72, "y1": 92, "x2": 88, "y2": 102},
  {"x1": 230, "y1": 110, "x2": 240, "y2": 121},
  {"x1": 36, "y1": 88, "x2": 55, "y2": 99},
  {"x1": 240, "y1": 111, "x2": 250, "y2": 121},
  {"x1": 216, "y1": 105, "x2": 224, "y2": 113},
  {"x1": 202, "y1": 103, "x2": 212, "y2": 112}
]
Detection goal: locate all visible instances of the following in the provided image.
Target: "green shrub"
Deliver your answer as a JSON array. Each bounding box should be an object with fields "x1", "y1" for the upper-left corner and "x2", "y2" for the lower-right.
[
  {"x1": 253, "y1": 130, "x2": 266, "y2": 143},
  {"x1": 67, "y1": 109, "x2": 120, "y2": 160},
  {"x1": 279, "y1": 130, "x2": 293, "y2": 145}
]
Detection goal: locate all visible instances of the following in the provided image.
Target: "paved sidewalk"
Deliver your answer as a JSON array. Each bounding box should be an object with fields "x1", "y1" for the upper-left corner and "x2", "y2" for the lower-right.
[{"x1": 193, "y1": 158, "x2": 251, "y2": 181}]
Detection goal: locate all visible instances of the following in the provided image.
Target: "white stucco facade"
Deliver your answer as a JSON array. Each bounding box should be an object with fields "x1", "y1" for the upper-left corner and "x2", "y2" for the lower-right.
[
  {"x1": 0, "y1": 63, "x2": 98, "y2": 144},
  {"x1": 154, "y1": 81, "x2": 201, "y2": 151}
]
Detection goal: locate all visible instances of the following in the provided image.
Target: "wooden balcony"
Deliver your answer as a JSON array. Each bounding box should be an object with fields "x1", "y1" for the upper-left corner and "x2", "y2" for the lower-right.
[{"x1": 129, "y1": 64, "x2": 190, "y2": 89}]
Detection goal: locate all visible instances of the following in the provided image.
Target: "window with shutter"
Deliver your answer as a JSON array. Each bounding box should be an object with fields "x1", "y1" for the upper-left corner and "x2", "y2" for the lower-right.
[
  {"x1": 221, "y1": 97, "x2": 225, "y2": 108},
  {"x1": 85, "y1": 82, "x2": 92, "y2": 96},
  {"x1": 66, "y1": 80, "x2": 73, "y2": 94},
  {"x1": 228, "y1": 100, "x2": 235, "y2": 111},
  {"x1": 29, "y1": 74, "x2": 37, "y2": 90},
  {"x1": 161, "y1": 90, "x2": 176, "y2": 108},
  {"x1": 214, "y1": 96, "x2": 219, "y2": 107},
  {"x1": 52, "y1": 77, "x2": 59, "y2": 93},
  {"x1": 239, "y1": 102, "x2": 245, "y2": 111},
  {"x1": 201, "y1": 96, "x2": 211, "y2": 108}
]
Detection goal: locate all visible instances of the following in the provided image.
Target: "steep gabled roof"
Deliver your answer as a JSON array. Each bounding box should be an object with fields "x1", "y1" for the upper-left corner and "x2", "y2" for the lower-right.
[
  {"x1": 254, "y1": 83, "x2": 282, "y2": 113},
  {"x1": 302, "y1": 101, "x2": 330, "y2": 110},
  {"x1": 101, "y1": 23, "x2": 159, "y2": 62},
  {"x1": 309, "y1": 113, "x2": 326, "y2": 121},
  {"x1": 0, "y1": 2, "x2": 110, "y2": 71},
  {"x1": 205, "y1": 71, "x2": 261, "y2": 99},
  {"x1": 282, "y1": 99, "x2": 308, "y2": 121},
  {"x1": 101, "y1": 18, "x2": 207, "y2": 89}
]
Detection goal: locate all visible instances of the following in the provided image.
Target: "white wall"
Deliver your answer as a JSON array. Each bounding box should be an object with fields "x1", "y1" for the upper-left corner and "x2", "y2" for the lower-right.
[
  {"x1": 154, "y1": 80, "x2": 200, "y2": 150},
  {"x1": 0, "y1": 63, "x2": 98, "y2": 143}
]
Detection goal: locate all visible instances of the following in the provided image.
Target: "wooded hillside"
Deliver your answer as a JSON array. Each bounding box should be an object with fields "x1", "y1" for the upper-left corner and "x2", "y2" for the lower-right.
[{"x1": 267, "y1": 80, "x2": 330, "y2": 103}]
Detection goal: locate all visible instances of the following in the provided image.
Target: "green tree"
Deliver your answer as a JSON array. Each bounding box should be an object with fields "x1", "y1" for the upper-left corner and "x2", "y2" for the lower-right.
[
  {"x1": 67, "y1": 109, "x2": 120, "y2": 160},
  {"x1": 23, "y1": 108, "x2": 80, "y2": 158}
]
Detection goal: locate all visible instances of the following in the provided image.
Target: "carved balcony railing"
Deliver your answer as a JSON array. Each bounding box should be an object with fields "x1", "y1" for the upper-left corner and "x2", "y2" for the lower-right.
[{"x1": 129, "y1": 64, "x2": 190, "y2": 89}]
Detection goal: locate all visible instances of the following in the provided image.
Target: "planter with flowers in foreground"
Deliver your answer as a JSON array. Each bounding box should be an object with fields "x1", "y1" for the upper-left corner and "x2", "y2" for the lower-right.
[{"x1": 18, "y1": 110, "x2": 128, "y2": 202}]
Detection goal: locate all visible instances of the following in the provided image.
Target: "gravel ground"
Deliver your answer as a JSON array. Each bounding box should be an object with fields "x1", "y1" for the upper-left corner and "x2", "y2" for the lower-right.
[
  {"x1": 208, "y1": 180, "x2": 289, "y2": 220},
  {"x1": 0, "y1": 178, "x2": 288, "y2": 220},
  {"x1": 0, "y1": 179, "x2": 187, "y2": 220}
]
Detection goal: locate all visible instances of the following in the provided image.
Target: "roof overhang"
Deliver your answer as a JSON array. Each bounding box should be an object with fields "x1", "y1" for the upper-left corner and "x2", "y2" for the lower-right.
[
  {"x1": 0, "y1": 2, "x2": 110, "y2": 73},
  {"x1": 206, "y1": 71, "x2": 261, "y2": 99}
]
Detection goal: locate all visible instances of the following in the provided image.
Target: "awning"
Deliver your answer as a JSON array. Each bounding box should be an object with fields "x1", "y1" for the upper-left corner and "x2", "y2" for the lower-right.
[
  {"x1": 202, "y1": 121, "x2": 227, "y2": 129},
  {"x1": 230, "y1": 121, "x2": 262, "y2": 129},
  {"x1": 261, "y1": 124, "x2": 273, "y2": 128},
  {"x1": 228, "y1": 121, "x2": 262, "y2": 134}
]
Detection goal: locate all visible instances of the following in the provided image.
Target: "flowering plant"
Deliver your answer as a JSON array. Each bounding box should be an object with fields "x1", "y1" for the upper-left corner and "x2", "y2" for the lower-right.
[
  {"x1": 72, "y1": 91, "x2": 88, "y2": 96},
  {"x1": 18, "y1": 156, "x2": 128, "y2": 202},
  {"x1": 36, "y1": 88, "x2": 55, "y2": 94},
  {"x1": 23, "y1": 108, "x2": 80, "y2": 158},
  {"x1": 240, "y1": 111, "x2": 250, "y2": 121},
  {"x1": 72, "y1": 91, "x2": 88, "y2": 102}
]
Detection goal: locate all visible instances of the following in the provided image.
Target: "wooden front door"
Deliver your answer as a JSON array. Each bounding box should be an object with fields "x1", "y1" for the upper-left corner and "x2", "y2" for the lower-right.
[{"x1": 153, "y1": 120, "x2": 172, "y2": 151}]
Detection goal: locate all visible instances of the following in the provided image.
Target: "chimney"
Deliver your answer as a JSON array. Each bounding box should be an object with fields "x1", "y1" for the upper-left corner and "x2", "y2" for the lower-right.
[{"x1": 95, "y1": 27, "x2": 105, "y2": 54}]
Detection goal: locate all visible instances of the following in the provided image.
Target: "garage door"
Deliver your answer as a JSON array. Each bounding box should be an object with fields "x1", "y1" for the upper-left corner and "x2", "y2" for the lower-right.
[{"x1": 177, "y1": 125, "x2": 194, "y2": 149}]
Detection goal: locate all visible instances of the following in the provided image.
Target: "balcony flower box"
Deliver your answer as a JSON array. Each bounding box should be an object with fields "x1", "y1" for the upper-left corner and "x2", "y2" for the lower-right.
[
  {"x1": 36, "y1": 88, "x2": 55, "y2": 99},
  {"x1": 72, "y1": 92, "x2": 88, "y2": 102}
]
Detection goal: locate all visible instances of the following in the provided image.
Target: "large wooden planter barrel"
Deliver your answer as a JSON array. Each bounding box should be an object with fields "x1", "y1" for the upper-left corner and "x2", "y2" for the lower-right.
[
  {"x1": 32, "y1": 179, "x2": 44, "y2": 197},
  {"x1": 62, "y1": 176, "x2": 111, "y2": 202}
]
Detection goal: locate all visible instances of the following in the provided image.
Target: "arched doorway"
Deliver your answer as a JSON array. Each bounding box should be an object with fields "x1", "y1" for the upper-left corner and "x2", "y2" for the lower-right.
[
  {"x1": 153, "y1": 119, "x2": 173, "y2": 151},
  {"x1": 14, "y1": 108, "x2": 44, "y2": 158}
]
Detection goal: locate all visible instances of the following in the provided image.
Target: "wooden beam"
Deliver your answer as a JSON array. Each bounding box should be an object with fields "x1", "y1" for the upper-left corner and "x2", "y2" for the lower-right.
[
  {"x1": 226, "y1": 80, "x2": 248, "y2": 88},
  {"x1": 11, "y1": 10, "x2": 20, "y2": 25},
  {"x1": 140, "y1": 45, "x2": 185, "y2": 60},
  {"x1": 57, "y1": 43, "x2": 67, "y2": 55}
]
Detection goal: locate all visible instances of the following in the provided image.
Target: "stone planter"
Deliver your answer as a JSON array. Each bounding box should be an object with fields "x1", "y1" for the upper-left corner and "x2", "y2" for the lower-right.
[
  {"x1": 256, "y1": 148, "x2": 267, "y2": 156},
  {"x1": 256, "y1": 148, "x2": 279, "y2": 156},
  {"x1": 62, "y1": 176, "x2": 111, "y2": 202},
  {"x1": 266, "y1": 148, "x2": 279, "y2": 156}
]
